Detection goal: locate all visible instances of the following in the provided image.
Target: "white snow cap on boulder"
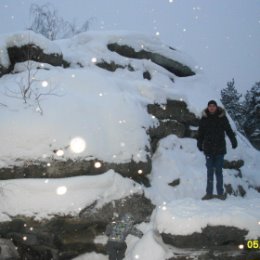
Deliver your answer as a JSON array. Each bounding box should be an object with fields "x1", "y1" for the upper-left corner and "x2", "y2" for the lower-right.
[{"x1": 0, "y1": 30, "x2": 61, "y2": 68}]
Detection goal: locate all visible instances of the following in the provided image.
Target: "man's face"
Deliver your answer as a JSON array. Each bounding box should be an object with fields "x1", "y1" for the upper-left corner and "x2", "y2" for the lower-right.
[{"x1": 208, "y1": 104, "x2": 217, "y2": 114}]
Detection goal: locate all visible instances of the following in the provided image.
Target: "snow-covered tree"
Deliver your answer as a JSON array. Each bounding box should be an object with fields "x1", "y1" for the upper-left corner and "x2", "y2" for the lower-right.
[
  {"x1": 28, "y1": 3, "x2": 92, "y2": 40},
  {"x1": 243, "y1": 82, "x2": 260, "y2": 149},
  {"x1": 221, "y1": 78, "x2": 244, "y2": 132}
]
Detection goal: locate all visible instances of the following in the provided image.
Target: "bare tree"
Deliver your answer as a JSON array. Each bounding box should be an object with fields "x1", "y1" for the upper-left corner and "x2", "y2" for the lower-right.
[
  {"x1": 5, "y1": 63, "x2": 60, "y2": 115},
  {"x1": 4, "y1": 35, "x2": 61, "y2": 115},
  {"x1": 28, "y1": 3, "x2": 92, "y2": 40}
]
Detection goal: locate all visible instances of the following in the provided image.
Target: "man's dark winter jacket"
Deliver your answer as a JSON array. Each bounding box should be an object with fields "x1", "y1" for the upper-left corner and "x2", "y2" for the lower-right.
[{"x1": 197, "y1": 107, "x2": 237, "y2": 155}]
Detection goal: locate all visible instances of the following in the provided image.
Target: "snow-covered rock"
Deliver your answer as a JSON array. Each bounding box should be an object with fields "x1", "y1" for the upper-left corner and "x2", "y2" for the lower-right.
[
  {"x1": 0, "y1": 31, "x2": 65, "y2": 77},
  {"x1": 0, "y1": 30, "x2": 260, "y2": 260}
]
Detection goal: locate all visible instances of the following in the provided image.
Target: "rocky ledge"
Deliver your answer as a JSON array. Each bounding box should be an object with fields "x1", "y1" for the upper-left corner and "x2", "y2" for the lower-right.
[
  {"x1": 162, "y1": 226, "x2": 260, "y2": 260},
  {"x1": 0, "y1": 194, "x2": 155, "y2": 260}
]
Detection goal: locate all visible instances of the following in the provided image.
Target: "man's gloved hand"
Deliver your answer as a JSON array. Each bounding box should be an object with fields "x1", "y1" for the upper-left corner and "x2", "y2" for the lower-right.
[{"x1": 231, "y1": 138, "x2": 238, "y2": 149}]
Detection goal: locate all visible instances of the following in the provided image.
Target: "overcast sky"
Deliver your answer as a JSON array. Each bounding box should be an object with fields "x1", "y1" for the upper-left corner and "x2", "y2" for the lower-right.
[{"x1": 1, "y1": 0, "x2": 259, "y2": 94}]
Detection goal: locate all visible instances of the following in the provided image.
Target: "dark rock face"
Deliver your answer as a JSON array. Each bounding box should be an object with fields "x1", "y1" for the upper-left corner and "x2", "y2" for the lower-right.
[
  {"x1": 162, "y1": 226, "x2": 260, "y2": 260},
  {"x1": 79, "y1": 193, "x2": 155, "y2": 223},
  {"x1": 162, "y1": 226, "x2": 248, "y2": 248},
  {"x1": 147, "y1": 99, "x2": 199, "y2": 151},
  {"x1": 0, "y1": 157, "x2": 152, "y2": 186},
  {"x1": 168, "y1": 178, "x2": 181, "y2": 187},
  {"x1": 147, "y1": 100, "x2": 198, "y2": 126},
  {"x1": 248, "y1": 134, "x2": 260, "y2": 151},
  {"x1": 107, "y1": 43, "x2": 195, "y2": 77},
  {"x1": 0, "y1": 64, "x2": 11, "y2": 78},
  {"x1": 96, "y1": 60, "x2": 134, "y2": 72},
  {"x1": 0, "y1": 43, "x2": 70, "y2": 78},
  {"x1": 223, "y1": 160, "x2": 244, "y2": 170},
  {"x1": 0, "y1": 194, "x2": 154, "y2": 260},
  {"x1": 149, "y1": 120, "x2": 186, "y2": 152},
  {"x1": 7, "y1": 44, "x2": 64, "y2": 68},
  {"x1": 224, "y1": 184, "x2": 247, "y2": 197},
  {"x1": 143, "y1": 70, "x2": 152, "y2": 80}
]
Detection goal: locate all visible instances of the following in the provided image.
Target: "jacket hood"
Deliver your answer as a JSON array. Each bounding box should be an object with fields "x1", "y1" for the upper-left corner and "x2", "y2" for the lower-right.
[{"x1": 202, "y1": 106, "x2": 226, "y2": 118}]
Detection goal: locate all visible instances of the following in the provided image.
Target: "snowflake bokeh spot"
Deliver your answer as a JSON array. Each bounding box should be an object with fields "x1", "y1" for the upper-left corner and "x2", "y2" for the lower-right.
[
  {"x1": 238, "y1": 244, "x2": 244, "y2": 250},
  {"x1": 94, "y1": 161, "x2": 102, "y2": 168},
  {"x1": 91, "y1": 57, "x2": 97, "y2": 63},
  {"x1": 56, "y1": 186, "x2": 67, "y2": 195},
  {"x1": 41, "y1": 81, "x2": 49, "y2": 87},
  {"x1": 56, "y1": 149, "x2": 64, "y2": 156},
  {"x1": 70, "y1": 137, "x2": 86, "y2": 154}
]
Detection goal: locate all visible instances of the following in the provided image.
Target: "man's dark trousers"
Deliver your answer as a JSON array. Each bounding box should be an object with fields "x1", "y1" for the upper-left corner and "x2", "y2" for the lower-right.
[{"x1": 205, "y1": 154, "x2": 224, "y2": 195}]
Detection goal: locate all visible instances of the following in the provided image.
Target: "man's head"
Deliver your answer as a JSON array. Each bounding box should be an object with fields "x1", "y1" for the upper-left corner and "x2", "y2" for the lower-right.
[{"x1": 207, "y1": 100, "x2": 218, "y2": 114}]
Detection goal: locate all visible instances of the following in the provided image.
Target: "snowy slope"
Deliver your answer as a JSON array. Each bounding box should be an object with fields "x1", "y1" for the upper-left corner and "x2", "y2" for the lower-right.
[
  {"x1": 0, "y1": 31, "x2": 260, "y2": 260},
  {"x1": 0, "y1": 30, "x2": 218, "y2": 167}
]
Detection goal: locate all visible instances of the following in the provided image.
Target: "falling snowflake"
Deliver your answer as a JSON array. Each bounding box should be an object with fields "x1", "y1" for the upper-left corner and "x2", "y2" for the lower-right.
[
  {"x1": 94, "y1": 161, "x2": 102, "y2": 168},
  {"x1": 41, "y1": 81, "x2": 49, "y2": 87},
  {"x1": 56, "y1": 149, "x2": 64, "y2": 157},
  {"x1": 56, "y1": 186, "x2": 67, "y2": 195},
  {"x1": 162, "y1": 206, "x2": 167, "y2": 211},
  {"x1": 70, "y1": 137, "x2": 86, "y2": 154},
  {"x1": 138, "y1": 169, "x2": 143, "y2": 175},
  {"x1": 91, "y1": 57, "x2": 97, "y2": 63},
  {"x1": 238, "y1": 244, "x2": 244, "y2": 250}
]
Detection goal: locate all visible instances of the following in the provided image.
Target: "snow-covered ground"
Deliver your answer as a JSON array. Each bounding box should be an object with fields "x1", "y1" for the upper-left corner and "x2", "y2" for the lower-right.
[{"x1": 0, "y1": 31, "x2": 260, "y2": 260}]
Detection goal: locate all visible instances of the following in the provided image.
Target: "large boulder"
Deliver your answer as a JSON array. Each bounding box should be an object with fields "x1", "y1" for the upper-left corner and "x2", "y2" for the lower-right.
[
  {"x1": 7, "y1": 44, "x2": 64, "y2": 68},
  {"x1": 161, "y1": 226, "x2": 248, "y2": 248},
  {"x1": 0, "y1": 31, "x2": 70, "y2": 78},
  {"x1": 107, "y1": 43, "x2": 195, "y2": 77},
  {"x1": 0, "y1": 194, "x2": 154, "y2": 260},
  {"x1": 147, "y1": 100, "x2": 198, "y2": 125},
  {"x1": 0, "y1": 157, "x2": 152, "y2": 186},
  {"x1": 162, "y1": 226, "x2": 259, "y2": 260},
  {"x1": 147, "y1": 99, "x2": 199, "y2": 151}
]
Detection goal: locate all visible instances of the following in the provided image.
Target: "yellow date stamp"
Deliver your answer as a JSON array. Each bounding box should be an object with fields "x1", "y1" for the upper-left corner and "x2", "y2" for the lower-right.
[{"x1": 246, "y1": 239, "x2": 260, "y2": 250}]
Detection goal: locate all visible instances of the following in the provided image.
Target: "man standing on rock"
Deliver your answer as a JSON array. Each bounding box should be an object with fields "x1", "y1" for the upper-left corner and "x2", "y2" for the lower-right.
[{"x1": 197, "y1": 100, "x2": 238, "y2": 200}]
